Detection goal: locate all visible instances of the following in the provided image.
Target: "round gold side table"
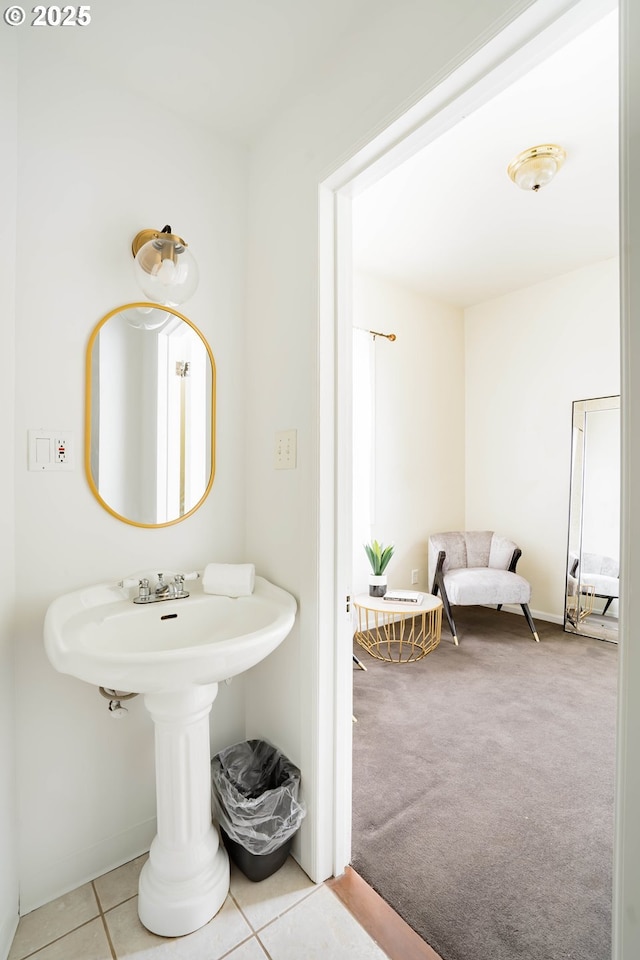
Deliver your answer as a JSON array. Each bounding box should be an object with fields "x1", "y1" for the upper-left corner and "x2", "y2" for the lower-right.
[{"x1": 353, "y1": 592, "x2": 443, "y2": 663}]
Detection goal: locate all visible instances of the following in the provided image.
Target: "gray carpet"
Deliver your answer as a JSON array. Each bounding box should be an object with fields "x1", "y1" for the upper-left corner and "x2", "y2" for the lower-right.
[{"x1": 351, "y1": 607, "x2": 618, "y2": 960}]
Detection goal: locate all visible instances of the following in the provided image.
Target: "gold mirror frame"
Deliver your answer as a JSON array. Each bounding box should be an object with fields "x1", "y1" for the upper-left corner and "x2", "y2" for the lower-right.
[{"x1": 85, "y1": 302, "x2": 216, "y2": 528}]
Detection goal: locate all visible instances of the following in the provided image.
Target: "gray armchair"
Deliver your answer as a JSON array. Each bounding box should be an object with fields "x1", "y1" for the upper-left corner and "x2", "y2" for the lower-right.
[
  {"x1": 428, "y1": 531, "x2": 540, "y2": 645},
  {"x1": 569, "y1": 552, "x2": 619, "y2": 615}
]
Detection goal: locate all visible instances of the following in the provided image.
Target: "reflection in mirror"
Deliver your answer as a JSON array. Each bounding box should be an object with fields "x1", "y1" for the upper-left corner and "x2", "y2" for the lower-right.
[
  {"x1": 565, "y1": 396, "x2": 620, "y2": 642},
  {"x1": 86, "y1": 302, "x2": 215, "y2": 527}
]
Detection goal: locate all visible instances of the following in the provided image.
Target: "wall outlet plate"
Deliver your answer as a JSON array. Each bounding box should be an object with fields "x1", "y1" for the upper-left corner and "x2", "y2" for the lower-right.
[{"x1": 28, "y1": 429, "x2": 74, "y2": 471}]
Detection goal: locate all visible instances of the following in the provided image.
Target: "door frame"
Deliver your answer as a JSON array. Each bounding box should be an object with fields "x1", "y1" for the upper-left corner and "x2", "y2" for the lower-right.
[{"x1": 318, "y1": 0, "x2": 628, "y2": 947}]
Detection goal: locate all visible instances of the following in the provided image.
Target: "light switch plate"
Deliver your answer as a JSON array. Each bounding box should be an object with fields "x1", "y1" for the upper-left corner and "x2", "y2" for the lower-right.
[{"x1": 28, "y1": 429, "x2": 74, "y2": 471}]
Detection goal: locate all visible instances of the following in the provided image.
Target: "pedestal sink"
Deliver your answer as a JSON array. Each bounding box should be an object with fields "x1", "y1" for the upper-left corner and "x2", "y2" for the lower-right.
[{"x1": 44, "y1": 574, "x2": 297, "y2": 937}]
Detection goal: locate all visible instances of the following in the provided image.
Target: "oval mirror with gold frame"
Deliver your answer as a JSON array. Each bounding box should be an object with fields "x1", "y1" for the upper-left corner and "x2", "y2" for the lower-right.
[{"x1": 86, "y1": 302, "x2": 216, "y2": 527}]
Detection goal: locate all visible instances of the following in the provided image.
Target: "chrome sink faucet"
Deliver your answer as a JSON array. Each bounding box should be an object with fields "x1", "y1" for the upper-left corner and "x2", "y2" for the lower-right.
[
  {"x1": 117, "y1": 572, "x2": 199, "y2": 604},
  {"x1": 135, "y1": 573, "x2": 191, "y2": 604},
  {"x1": 155, "y1": 573, "x2": 170, "y2": 598}
]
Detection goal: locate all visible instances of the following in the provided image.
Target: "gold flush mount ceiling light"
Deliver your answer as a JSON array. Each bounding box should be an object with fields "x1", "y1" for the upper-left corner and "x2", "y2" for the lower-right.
[
  {"x1": 507, "y1": 144, "x2": 566, "y2": 192},
  {"x1": 131, "y1": 224, "x2": 199, "y2": 306}
]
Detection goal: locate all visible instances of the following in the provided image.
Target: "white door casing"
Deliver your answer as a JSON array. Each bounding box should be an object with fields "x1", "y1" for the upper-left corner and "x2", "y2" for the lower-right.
[{"x1": 318, "y1": 1, "x2": 638, "y2": 957}]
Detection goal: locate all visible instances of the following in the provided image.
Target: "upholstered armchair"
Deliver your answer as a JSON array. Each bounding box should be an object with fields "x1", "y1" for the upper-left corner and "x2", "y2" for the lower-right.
[
  {"x1": 569, "y1": 552, "x2": 619, "y2": 615},
  {"x1": 428, "y1": 531, "x2": 540, "y2": 645}
]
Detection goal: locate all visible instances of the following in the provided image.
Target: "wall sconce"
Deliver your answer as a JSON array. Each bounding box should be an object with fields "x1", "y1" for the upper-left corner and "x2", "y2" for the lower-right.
[
  {"x1": 132, "y1": 225, "x2": 199, "y2": 305},
  {"x1": 507, "y1": 144, "x2": 566, "y2": 192}
]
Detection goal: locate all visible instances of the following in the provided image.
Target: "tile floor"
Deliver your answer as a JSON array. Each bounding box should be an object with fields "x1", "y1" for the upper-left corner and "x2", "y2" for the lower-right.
[{"x1": 8, "y1": 855, "x2": 389, "y2": 960}]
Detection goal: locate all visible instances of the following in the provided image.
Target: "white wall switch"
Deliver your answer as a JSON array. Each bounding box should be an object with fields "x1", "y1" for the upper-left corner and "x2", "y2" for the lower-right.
[
  {"x1": 274, "y1": 429, "x2": 297, "y2": 470},
  {"x1": 28, "y1": 430, "x2": 74, "y2": 471},
  {"x1": 411, "y1": 569, "x2": 419, "y2": 584}
]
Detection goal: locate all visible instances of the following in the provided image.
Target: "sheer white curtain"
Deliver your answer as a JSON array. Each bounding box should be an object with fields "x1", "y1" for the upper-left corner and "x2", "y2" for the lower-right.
[{"x1": 352, "y1": 328, "x2": 376, "y2": 594}]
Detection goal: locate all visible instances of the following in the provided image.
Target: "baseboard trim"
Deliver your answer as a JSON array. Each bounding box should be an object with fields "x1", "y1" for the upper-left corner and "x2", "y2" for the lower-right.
[
  {"x1": 360, "y1": 604, "x2": 565, "y2": 630},
  {"x1": 484, "y1": 603, "x2": 564, "y2": 626},
  {"x1": 19, "y1": 818, "x2": 156, "y2": 915}
]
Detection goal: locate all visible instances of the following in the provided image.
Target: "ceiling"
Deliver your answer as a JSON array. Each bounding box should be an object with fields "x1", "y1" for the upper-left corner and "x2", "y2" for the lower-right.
[
  {"x1": 19, "y1": 3, "x2": 618, "y2": 309},
  {"x1": 352, "y1": 10, "x2": 619, "y2": 309},
  {"x1": 19, "y1": 0, "x2": 385, "y2": 145}
]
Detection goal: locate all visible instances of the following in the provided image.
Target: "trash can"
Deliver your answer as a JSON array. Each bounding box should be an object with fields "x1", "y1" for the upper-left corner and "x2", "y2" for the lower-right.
[{"x1": 211, "y1": 739, "x2": 306, "y2": 882}]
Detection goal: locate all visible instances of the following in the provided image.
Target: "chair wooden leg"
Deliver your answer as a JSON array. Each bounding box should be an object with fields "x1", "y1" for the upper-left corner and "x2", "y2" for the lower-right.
[
  {"x1": 438, "y1": 582, "x2": 458, "y2": 645},
  {"x1": 521, "y1": 603, "x2": 540, "y2": 642},
  {"x1": 432, "y1": 551, "x2": 458, "y2": 645}
]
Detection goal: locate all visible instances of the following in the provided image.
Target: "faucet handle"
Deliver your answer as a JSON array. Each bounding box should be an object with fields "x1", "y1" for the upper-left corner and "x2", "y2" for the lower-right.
[
  {"x1": 171, "y1": 573, "x2": 191, "y2": 598},
  {"x1": 138, "y1": 578, "x2": 150, "y2": 600}
]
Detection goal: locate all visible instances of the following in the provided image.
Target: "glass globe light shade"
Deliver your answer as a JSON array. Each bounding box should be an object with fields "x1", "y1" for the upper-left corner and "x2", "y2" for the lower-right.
[
  {"x1": 513, "y1": 156, "x2": 559, "y2": 192},
  {"x1": 507, "y1": 144, "x2": 566, "y2": 192},
  {"x1": 133, "y1": 235, "x2": 199, "y2": 306},
  {"x1": 121, "y1": 305, "x2": 169, "y2": 331}
]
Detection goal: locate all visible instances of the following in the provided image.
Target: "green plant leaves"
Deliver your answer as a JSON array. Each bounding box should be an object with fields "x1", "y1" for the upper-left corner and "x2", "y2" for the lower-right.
[{"x1": 364, "y1": 540, "x2": 394, "y2": 575}]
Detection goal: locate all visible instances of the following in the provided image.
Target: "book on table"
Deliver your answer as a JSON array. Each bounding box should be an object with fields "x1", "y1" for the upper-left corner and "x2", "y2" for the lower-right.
[{"x1": 383, "y1": 589, "x2": 423, "y2": 603}]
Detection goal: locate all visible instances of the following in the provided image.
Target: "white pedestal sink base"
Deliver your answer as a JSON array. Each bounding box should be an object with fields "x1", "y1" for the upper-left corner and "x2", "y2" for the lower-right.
[
  {"x1": 138, "y1": 684, "x2": 230, "y2": 937},
  {"x1": 138, "y1": 835, "x2": 229, "y2": 938}
]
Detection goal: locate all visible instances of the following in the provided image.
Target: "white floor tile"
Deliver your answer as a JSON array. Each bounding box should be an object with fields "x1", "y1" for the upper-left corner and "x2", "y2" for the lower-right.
[
  {"x1": 229, "y1": 857, "x2": 317, "y2": 931},
  {"x1": 223, "y1": 939, "x2": 270, "y2": 960},
  {"x1": 93, "y1": 854, "x2": 148, "y2": 911},
  {"x1": 258, "y1": 885, "x2": 388, "y2": 960},
  {"x1": 105, "y1": 894, "x2": 253, "y2": 960},
  {"x1": 8, "y1": 884, "x2": 99, "y2": 960},
  {"x1": 12, "y1": 919, "x2": 112, "y2": 960}
]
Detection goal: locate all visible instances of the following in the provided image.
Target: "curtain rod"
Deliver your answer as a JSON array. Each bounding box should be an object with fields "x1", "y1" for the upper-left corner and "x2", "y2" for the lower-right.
[{"x1": 355, "y1": 327, "x2": 397, "y2": 342}]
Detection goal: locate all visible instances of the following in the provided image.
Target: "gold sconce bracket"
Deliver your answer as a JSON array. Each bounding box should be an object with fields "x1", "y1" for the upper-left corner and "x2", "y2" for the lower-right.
[{"x1": 131, "y1": 225, "x2": 188, "y2": 258}]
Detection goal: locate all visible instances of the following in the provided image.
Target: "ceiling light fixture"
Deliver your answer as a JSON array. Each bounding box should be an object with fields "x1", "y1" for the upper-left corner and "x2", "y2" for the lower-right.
[
  {"x1": 507, "y1": 144, "x2": 566, "y2": 192},
  {"x1": 131, "y1": 225, "x2": 199, "y2": 305}
]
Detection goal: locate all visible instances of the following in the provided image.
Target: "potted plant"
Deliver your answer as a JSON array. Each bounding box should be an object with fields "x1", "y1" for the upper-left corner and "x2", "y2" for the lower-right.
[{"x1": 364, "y1": 540, "x2": 394, "y2": 597}]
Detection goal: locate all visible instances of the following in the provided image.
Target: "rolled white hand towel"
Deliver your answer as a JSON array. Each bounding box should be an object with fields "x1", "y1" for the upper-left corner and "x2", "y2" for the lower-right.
[{"x1": 202, "y1": 563, "x2": 255, "y2": 597}]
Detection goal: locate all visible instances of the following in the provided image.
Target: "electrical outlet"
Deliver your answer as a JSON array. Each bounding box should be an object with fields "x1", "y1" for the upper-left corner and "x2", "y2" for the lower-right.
[
  {"x1": 28, "y1": 429, "x2": 74, "y2": 471},
  {"x1": 274, "y1": 429, "x2": 297, "y2": 470},
  {"x1": 411, "y1": 569, "x2": 419, "y2": 585},
  {"x1": 54, "y1": 437, "x2": 69, "y2": 463}
]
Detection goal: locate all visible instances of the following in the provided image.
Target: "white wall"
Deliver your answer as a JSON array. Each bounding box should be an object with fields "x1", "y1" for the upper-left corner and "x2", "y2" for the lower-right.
[
  {"x1": 352, "y1": 272, "x2": 466, "y2": 595},
  {"x1": 351, "y1": 260, "x2": 619, "y2": 621},
  {"x1": 13, "y1": 49, "x2": 249, "y2": 910},
  {"x1": 242, "y1": 0, "x2": 555, "y2": 881},
  {"x1": 465, "y1": 257, "x2": 619, "y2": 619},
  {"x1": 0, "y1": 26, "x2": 19, "y2": 960}
]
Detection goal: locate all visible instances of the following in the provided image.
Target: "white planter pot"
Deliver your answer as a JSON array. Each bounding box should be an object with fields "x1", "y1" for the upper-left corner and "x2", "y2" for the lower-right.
[{"x1": 369, "y1": 575, "x2": 387, "y2": 598}]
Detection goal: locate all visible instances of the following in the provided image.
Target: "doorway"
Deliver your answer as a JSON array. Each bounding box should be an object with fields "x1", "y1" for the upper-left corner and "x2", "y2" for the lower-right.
[{"x1": 319, "y1": 0, "x2": 622, "y2": 952}]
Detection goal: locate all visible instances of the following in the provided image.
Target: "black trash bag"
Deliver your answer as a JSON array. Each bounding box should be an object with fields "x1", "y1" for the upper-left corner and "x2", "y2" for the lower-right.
[{"x1": 211, "y1": 739, "x2": 306, "y2": 856}]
